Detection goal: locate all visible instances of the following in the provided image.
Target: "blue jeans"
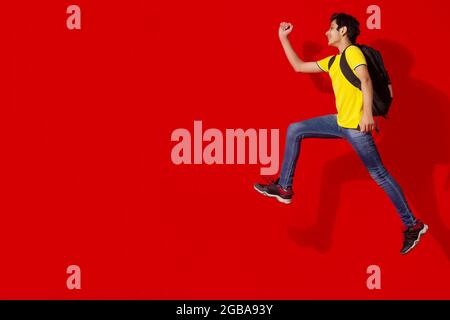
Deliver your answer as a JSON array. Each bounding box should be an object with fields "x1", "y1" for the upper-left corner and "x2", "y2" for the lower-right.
[{"x1": 279, "y1": 114, "x2": 416, "y2": 227}]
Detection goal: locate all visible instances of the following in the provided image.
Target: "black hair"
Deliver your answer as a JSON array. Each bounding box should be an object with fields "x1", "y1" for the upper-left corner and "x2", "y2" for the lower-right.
[{"x1": 330, "y1": 13, "x2": 360, "y2": 44}]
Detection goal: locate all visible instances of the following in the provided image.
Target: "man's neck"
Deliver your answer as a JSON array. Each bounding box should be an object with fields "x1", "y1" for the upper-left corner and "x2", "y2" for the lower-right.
[{"x1": 337, "y1": 39, "x2": 353, "y2": 54}]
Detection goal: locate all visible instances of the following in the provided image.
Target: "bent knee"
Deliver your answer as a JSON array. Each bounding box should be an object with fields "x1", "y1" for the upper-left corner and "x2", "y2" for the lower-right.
[{"x1": 286, "y1": 122, "x2": 306, "y2": 139}]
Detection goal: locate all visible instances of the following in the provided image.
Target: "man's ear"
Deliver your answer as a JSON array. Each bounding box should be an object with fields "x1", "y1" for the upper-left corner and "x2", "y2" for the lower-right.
[{"x1": 339, "y1": 26, "x2": 348, "y2": 37}]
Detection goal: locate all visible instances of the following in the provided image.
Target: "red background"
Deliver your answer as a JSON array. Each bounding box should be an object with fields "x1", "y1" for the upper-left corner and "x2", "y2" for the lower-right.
[{"x1": 0, "y1": 0, "x2": 449, "y2": 299}]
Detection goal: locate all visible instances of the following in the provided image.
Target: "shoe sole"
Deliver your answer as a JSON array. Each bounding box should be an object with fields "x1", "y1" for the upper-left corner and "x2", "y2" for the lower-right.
[
  {"x1": 253, "y1": 185, "x2": 292, "y2": 204},
  {"x1": 401, "y1": 224, "x2": 428, "y2": 255}
]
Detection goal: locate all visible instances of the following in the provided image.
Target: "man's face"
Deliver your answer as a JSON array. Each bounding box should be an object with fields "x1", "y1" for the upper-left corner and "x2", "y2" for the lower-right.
[{"x1": 325, "y1": 20, "x2": 343, "y2": 46}]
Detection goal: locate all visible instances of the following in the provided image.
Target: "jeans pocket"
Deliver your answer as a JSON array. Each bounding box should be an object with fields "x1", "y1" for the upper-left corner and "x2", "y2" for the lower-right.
[
  {"x1": 352, "y1": 127, "x2": 371, "y2": 136},
  {"x1": 349, "y1": 128, "x2": 365, "y2": 135}
]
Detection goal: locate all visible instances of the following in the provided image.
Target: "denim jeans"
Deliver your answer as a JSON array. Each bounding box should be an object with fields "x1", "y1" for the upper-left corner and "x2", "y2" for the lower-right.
[{"x1": 279, "y1": 114, "x2": 416, "y2": 227}]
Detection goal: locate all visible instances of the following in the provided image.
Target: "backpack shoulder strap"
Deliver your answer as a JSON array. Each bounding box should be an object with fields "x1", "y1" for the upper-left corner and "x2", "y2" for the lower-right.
[
  {"x1": 340, "y1": 46, "x2": 362, "y2": 90},
  {"x1": 328, "y1": 56, "x2": 336, "y2": 70}
]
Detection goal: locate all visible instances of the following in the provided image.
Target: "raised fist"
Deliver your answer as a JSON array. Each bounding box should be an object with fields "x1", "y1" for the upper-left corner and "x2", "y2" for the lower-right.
[{"x1": 279, "y1": 22, "x2": 293, "y2": 38}]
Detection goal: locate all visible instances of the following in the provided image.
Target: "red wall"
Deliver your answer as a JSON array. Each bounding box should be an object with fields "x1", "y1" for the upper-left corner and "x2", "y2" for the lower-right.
[{"x1": 0, "y1": 0, "x2": 449, "y2": 299}]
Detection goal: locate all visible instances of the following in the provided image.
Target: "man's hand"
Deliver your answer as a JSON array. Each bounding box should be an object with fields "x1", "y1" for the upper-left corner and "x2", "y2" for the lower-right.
[
  {"x1": 359, "y1": 114, "x2": 375, "y2": 133},
  {"x1": 279, "y1": 22, "x2": 293, "y2": 39}
]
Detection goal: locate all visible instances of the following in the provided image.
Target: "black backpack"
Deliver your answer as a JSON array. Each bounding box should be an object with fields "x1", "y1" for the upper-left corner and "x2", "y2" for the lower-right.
[{"x1": 328, "y1": 44, "x2": 392, "y2": 118}]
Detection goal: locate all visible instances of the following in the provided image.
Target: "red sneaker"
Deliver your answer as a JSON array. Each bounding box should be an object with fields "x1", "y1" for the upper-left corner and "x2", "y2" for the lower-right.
[
  {"x1": 400, "y1": 220, "x2": 428, "y2": 255},
  {"x1": 254, "y1": 178, "x2": 293, "y2": 204}
]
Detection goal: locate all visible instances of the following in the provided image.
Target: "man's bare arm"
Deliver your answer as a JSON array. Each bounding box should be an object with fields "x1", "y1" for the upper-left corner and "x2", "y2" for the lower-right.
[{"x1": 279, "y1": 22, "x2": 323, "y2": 73}]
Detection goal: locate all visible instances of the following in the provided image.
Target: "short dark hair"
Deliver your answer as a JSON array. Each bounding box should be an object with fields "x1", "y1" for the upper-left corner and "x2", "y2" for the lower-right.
[{"x1": 330, "y1": 13, "x2": 360, "y2": 44}]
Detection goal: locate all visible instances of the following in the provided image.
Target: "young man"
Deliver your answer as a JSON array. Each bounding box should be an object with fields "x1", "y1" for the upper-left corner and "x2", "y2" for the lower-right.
[{"x1": 254, "y1": 13, "x2": 428, "y2": 254}]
